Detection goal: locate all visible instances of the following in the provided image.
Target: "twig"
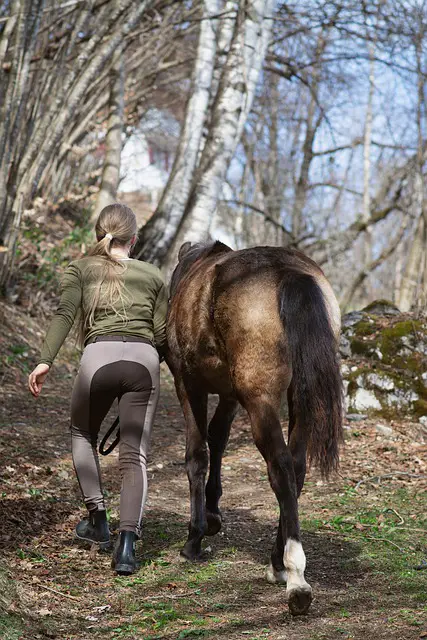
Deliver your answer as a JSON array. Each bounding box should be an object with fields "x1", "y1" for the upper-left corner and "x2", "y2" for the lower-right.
[
  {"x1": 342, "y1": 521, "x2": 426, "y2": 533},
  {"x1": 364, "y1": 536, "x2": 405, "y2": 553},
  {"x1": 384, "y1": 508, "x2": 404, "y2": 526},
  {"x1": 37, "y1": 584, "x2": 79, "y2": 601},
  {"x1": 140, "y1": 591, "x2": 204, "y2": 608},
  {"x1": 140, "y1": 590, "x2": 200, "y2": 602},
  {"x1": 355, "y1": 472, "x2": 427, "y2": 490}
]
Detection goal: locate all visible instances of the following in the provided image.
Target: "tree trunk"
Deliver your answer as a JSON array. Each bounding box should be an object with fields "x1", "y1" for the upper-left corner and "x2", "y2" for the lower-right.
[
  {"x1": 361, "y1": 43, "x2": 374, "y2": 300},
  {"x1": 394, "y1": 240, "x2": 404, "y2": 305},
  {"x1": 340, "y1": 41, "x2": 375, "y2": 310},
  {"x1": 291, "y1": 33, "x2": 327, "y2": 242},
  {"x1": 398, "y1": 212, "x2": 424, "y2": 312},
  {"x1": 133, "y1": 0, "x2": 220, "y2": 264},
  {"x1": 164, "y1": 0, "x2": 276, "y2": 271},
  {"x1": 398, "y1": 34, "x2": 426, "y2": 312},
  {"x1": 0, "y1": 1, "x2": 152, "y2": 289},
  {"x1": 92, "y1": 49, "x2": 125, "y2": 222}
]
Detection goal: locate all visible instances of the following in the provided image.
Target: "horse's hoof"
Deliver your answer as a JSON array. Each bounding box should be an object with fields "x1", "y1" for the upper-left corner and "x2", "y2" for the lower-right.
[
  {"x1": 206, "y1": 511, "x2": 222, "y2": 536},
  {"x1": 266, "y1": 562, "x2": 287, "y2": 585},
  {"x1": 287, "y1": 586, "x2": 313, "y2": 616},
  {"x1": 180, "y1": 544, "x2": 202, "y2": 562}
]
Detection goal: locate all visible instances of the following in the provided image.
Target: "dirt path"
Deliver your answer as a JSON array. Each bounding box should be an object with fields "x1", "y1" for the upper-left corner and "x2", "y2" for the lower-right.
[{"x1": 1, "y1": 362, "x2": 426, "y2": 640}]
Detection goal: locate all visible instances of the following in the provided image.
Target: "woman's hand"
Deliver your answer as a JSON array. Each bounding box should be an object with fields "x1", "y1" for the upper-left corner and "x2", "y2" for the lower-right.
[{"x1": 28, "y1": 363, "x2": 50, "y2": 397}]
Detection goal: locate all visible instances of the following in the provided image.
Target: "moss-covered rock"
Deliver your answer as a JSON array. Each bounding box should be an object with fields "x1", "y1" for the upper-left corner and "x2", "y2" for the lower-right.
[
  {"x1": 341, "y1": 302, "x2": 427, "y2": 419},
  {"x1": 362, "y1": 299, "x2": 401, "y2": 316}
]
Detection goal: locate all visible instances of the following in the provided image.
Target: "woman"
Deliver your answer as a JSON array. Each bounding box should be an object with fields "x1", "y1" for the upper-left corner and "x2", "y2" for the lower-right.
[{"x1": 28, "y1": 203, "x2": 168, "y2": 575}]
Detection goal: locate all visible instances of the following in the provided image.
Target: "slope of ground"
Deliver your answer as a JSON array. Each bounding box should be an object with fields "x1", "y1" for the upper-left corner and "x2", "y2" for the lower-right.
[{"x1": 0, "y1": 300, "x2": 426, "y2": 640}]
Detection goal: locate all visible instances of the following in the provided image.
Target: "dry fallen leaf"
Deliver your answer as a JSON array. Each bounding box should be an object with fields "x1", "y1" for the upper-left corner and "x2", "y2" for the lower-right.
[{"x1": 93, "y1": 604, "x2": 111, "y2": 613}]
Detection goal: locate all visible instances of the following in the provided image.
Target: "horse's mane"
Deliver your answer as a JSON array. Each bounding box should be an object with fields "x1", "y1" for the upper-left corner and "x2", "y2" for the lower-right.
[
  {"x1": 183, "y1": 240, "x2": 232, "y2": 261},
  {"x1": 170, "y1": 241, "x2": 233, "y2": 298}
]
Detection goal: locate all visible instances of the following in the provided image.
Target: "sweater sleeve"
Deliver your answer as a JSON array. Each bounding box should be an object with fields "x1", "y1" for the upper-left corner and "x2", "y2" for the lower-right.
[
  {"x1": 38, "y1": 264, "x2": 82, "y2": 366},
  {"x1": 153, "y1": 281, "x2": 168, "y2": 357}
]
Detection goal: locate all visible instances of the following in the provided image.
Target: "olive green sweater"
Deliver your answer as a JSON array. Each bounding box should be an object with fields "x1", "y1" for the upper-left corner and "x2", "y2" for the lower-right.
[{"x1": 39, "y1": 257, "x2": 168, "y2": 367}]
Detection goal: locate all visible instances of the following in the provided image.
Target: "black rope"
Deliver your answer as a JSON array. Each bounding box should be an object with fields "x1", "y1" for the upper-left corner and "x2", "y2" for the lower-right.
[{"x1": 99, "y1": 416, "x2": 120, "y2": 456}]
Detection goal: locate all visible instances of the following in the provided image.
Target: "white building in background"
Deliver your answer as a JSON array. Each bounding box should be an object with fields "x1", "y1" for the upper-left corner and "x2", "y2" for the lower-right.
[
  {"x1": 118, "y1": 108, "x2": 233, "y2": 245},
  {"x1": 119, "y1": 109, "x2": 179, "y2": 210},
  {"x1": 120, "y1": 134, "x2": 166, "y2": 204}
]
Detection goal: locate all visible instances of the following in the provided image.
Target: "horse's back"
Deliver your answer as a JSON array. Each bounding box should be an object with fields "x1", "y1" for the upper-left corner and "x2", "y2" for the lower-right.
[
  {"x1": 212, "y1": 248, "x2": 301, "y2": 396},
  {"x1": 168, "y1": 244, "x2": 339, "y2": 397},
  {"x1": 214, "y1": 246, "x2": 340, "y2": 336}
]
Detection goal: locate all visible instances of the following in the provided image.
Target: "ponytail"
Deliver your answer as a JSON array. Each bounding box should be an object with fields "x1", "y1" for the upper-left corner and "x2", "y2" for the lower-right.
[{"x1": 78, "y1": 204, "x2": 137, "y2": 346}]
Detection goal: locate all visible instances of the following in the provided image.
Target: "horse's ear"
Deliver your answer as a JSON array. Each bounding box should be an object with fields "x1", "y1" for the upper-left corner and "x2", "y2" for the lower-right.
[
  {"x1": 178, "y1": 242, "x2": 192, "y2": 261},
  {"x1": 210, "y1": 240, "x2": 233, "y2": 255}
]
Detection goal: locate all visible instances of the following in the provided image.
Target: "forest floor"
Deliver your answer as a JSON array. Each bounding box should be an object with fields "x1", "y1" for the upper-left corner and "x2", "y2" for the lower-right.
[{"x1": 0, "y1": 300, "x2": 426, "y2": 640}]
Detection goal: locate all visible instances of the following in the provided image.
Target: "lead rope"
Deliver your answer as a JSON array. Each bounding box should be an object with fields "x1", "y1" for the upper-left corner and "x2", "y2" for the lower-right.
[{"x1": 99, "y1": 416, "x2": 120, "y2": 455}]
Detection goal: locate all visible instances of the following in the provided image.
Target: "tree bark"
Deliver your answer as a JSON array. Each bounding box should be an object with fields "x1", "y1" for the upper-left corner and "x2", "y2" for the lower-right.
[
  {"x1": 291, "y1": 33, "x2": 328, "y2": 241},
  {"x1": 341, "y1": 216, "x2": 408, "y2": 312},
  {"x1": 0, "y1": 1, "x2": 152, "y2": 289},
  {"x1": 398, "y1": 32, "x2": 426, "y2": 312},
  {"x1": 92, "y1": 49, "x2": 125, "y2": 221},
  {"x1": 361, "y1": 42, "x2": 375, "y2": 299},
  {"x1": 398, "y1": 212, "x2": 424, "y2": 312},
  {"x1": 164, "y1": 0, "x2": 276, "y2": 271},
  {"x1": 133, "y1": 0, "x2": 220, "y2": 264}
]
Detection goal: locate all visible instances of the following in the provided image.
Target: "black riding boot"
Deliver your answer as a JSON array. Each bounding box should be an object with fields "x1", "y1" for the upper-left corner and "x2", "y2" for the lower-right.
[
  {"x1": 75, "y1": 510, "x2": 110, "y2": 549},
  {"x1": 111, "y1": 531, "x2": 138, "y2": 575}
]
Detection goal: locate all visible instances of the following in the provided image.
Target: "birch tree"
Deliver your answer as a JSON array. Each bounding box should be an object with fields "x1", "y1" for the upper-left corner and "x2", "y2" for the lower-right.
[
  {"x1": 0, "y1": 0, "x2": 192, "y2": 290},
  {"x1": 92, "y1": 49, "x2": 125, "y2": 221},
  {"x1": 397, "y1": 5, "x2": 427, "y2": 312},
  {"x1": 133, "y1": 0, "x2": 220, "y2": 264},
  {"x1": 340, "y1": 39, "x2": 375, "y2": 311},
  {"x1": 163, "y1": 0, "x2": 276, "y2": 270}
]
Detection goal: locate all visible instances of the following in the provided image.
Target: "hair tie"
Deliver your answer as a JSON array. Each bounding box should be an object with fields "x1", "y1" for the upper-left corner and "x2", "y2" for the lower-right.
[{"x1": 105, "y1": 233, "x2": 113, "y2": 240}]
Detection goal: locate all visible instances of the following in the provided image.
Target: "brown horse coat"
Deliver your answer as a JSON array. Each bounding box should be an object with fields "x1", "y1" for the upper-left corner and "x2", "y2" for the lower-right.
[{"x1": 167, "y1": 241, "x2": 343, "y2": 616}]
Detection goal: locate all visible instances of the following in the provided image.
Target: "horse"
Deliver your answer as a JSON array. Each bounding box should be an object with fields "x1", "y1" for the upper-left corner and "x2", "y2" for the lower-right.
[{"x1": 166, "y1": 240, "x2": 343, "y2": 616}]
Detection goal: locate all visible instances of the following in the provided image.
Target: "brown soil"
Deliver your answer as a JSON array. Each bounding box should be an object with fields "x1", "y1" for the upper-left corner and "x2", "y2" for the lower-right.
[{"x1": 0, "y1": 302, "x2": 426, "y2": 640}]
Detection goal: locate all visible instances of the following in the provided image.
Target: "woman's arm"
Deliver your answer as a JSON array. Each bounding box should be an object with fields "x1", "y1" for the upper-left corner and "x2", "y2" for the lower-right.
[
  {"x1": 38, "y1": 263, "x2": 82, "y2": 366},
  {"x1": 153, "y1": 282, "x2": 168, "y2": 360},
  {"x1": 28, "y1": 263, "x2": 82, "y2": 396}
]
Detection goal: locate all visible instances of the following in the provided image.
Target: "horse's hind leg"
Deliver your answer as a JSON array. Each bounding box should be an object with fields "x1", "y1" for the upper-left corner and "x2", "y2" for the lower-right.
[
  {"x1": 205, "y1": 395, "x2": 238, "y2": 535},
  {"x1": 268, "y1": 387, "x2": 308, "y2": 590},
  {"x1": 175, "y1": 376, "x2": 208, "y2": 561},
  {"x1": 287, "y1": 385, "x2": 307, "y2": 497},
  {"x1": 245, "y1": 396, "x2": 312, "y2": 616}
]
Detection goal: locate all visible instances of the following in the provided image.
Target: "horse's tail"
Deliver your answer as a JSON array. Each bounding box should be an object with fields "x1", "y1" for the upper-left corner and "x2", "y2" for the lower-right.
[{"x1": 279, "y1": 271, "x2": 343, "y2": 477}]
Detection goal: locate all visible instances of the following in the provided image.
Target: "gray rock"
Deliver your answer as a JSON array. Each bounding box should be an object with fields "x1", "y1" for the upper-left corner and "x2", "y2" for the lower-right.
[
  {"x1": 339, "y1": 335, "x2": 352, "y2": 359},
  {"x1": 365, "y1": 372, "x2": 395, "y2": 391},
  {"x1": 416, "y1": 340, "x2": 427, "y2": 355},
  {"x1": 341, "y1": 363, "x2": 351, "y2": 377},
  {"x1": 350, "y1": 389, "x2": 382, "y2": 411},
  {"x1": 346, "y1": 413, "x2": 368, "y2": 422},
  {"x1": 375, "y1": 424, "x2": 393, "y2": 437},
  {"x1": 342, "y1": 311, "x2": 365, "y2": 328},
  {"x1": 362, "y1": 300, "x2": 401, "y2": 316},
  {"x1": 397, "y1": 347, "x2": 413, "y2": 357},
  {"x1": 385, "y1": 389, "x2": 419, "y2": 408},
  {"x1": 419, "y1": 416, "x2": 427, "y2": 427}
]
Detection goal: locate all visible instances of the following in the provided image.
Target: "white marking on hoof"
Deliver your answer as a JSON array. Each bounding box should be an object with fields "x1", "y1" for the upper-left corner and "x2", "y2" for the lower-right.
[
  {"x1": 284, "y1": 538, "x2": 312, "y2": 608},
  {"x1": 266, "y1": 561, "x2": 287, "y2": 584}
]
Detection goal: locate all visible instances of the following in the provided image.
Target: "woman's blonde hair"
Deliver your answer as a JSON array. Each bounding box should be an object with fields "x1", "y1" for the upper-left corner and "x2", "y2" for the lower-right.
[{"x1": 79, "y1": 203, "x2": 137, "y2": 344}]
